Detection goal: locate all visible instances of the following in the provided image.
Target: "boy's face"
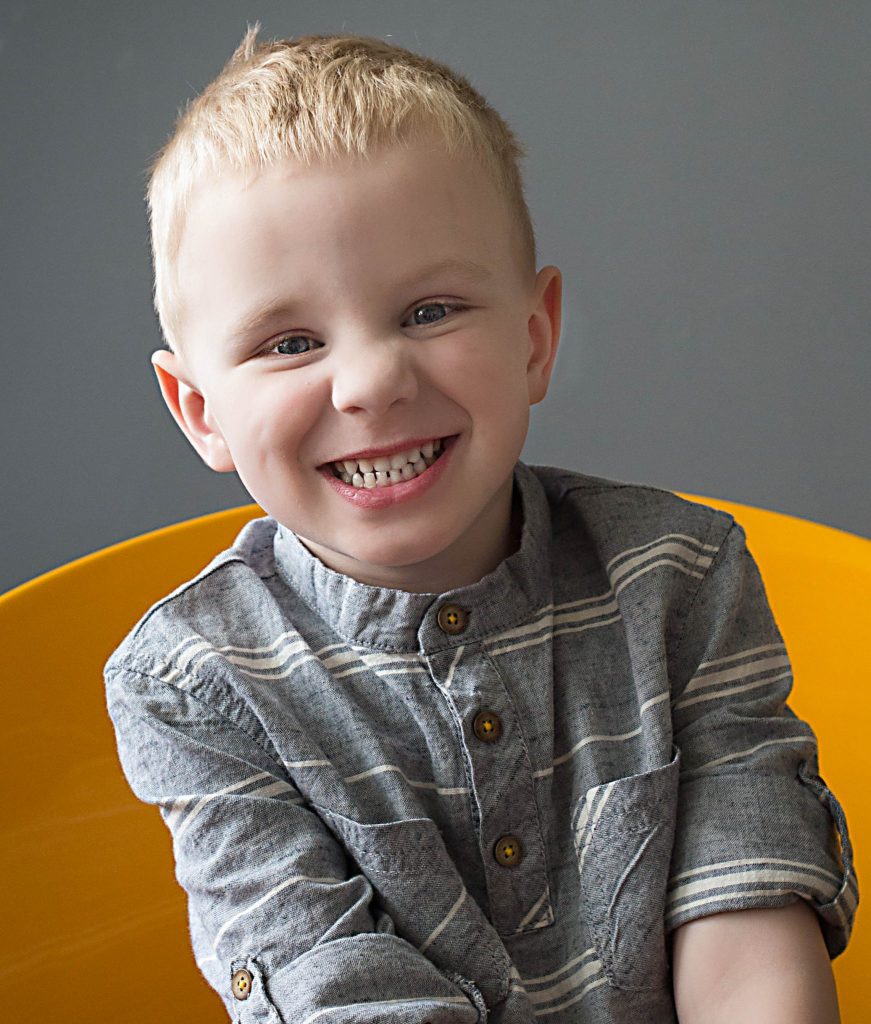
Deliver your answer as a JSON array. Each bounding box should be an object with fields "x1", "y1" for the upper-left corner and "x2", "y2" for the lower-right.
[{"x1": 152, "y1": 134, "x2": 561, "y2": 593}]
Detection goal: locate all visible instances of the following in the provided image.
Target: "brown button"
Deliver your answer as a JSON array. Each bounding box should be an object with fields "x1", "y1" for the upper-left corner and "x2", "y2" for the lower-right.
[
  {"x1": 231, "y1": 968, "x2": 253, "y2": 1001},
  {"x1": 494, "y1": 834, "x2": 523, "y2": 867},
  {"x1": 473, "y1": 710, "x2": 503, "y2": 743},
  {"x1": 437, "y1": 603, "x2": 468, "y2": 635}
]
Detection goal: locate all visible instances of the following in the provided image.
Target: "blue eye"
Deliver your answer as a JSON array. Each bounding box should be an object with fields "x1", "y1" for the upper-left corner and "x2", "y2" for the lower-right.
[
  {"x1": 412, "y1": 303, "x2": 450, "y2": 325},
  {"x1": 262, "y1": 302, "x2": 467, "y2": 358},
  {"x1": 273, "y1": 336, "x2": 317, "y2": 356}
]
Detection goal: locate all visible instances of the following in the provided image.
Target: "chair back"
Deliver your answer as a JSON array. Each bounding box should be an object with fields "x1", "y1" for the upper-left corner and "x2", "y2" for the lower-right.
[{"x1": 1, "y1": 504, "x2": 263, "y2": 1022}]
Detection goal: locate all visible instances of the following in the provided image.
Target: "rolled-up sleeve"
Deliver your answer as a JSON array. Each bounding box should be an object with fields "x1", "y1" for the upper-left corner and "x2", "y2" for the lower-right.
[
  {"x1": 666, "y1": 519, "x2": 859, "y2": 958},
  {"x1": 104, "y1": 663, "x2": 489, "y2": 1022}
]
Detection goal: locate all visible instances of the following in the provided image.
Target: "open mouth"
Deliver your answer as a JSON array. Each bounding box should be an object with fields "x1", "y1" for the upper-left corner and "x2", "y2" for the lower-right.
[{"x1": 327, "y1": 437, "x2": 452, "y2": 490}]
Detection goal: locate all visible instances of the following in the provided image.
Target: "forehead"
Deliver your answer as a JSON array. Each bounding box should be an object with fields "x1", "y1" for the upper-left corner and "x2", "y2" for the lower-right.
[{"x1": 181, "y1": 139, "x2": 519, "y2": 273}]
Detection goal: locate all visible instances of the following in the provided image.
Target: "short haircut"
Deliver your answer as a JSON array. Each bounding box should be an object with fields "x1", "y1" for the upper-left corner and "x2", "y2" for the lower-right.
[{"x1": 145, "y1": 23, "x2": 538, "y2": 354}]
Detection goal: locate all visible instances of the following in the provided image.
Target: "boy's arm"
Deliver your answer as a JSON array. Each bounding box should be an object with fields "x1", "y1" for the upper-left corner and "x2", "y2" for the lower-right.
[
  {"x1": 665, "y1": 519, "x2": 858, "y2": 1002},
  {"x1": 671, "y1": 901, "x2": 840, "y2": 1023},
  {"x1": 104, "y1": 660, "x2": 503, "y2": 1023}
]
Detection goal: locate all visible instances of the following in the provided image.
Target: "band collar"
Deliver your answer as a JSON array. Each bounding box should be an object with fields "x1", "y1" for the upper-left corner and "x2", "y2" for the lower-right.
[{"x1": 273, "y1": 460, "x2": 552, "y2": 655}]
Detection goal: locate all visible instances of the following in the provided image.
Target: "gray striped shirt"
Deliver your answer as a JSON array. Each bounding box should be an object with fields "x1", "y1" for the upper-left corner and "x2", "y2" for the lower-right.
[{"x1": 104, "y1": 460, "x2": 858, "y2": 1022}]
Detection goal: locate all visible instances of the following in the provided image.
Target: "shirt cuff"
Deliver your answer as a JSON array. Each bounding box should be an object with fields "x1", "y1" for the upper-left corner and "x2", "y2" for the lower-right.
[
  {"x1": 226, "y1": 932, "x2": 491, "y2": 1023},
  {"x1": 666, "y1": 759, "x2": 859, "y2": 958}
]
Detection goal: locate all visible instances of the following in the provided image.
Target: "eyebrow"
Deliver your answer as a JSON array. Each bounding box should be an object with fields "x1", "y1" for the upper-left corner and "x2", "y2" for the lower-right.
[
  {"x1": 226, "y1": 299, "x2": 302, "y2": 350},
  {"x1": 224, "y1": 257, "x2": 493, "y2": 348}
]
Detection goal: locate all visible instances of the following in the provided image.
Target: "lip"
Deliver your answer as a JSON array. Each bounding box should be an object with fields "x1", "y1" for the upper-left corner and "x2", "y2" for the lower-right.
[
  {"x1": 318, "y1": 434, "x2": 459, "y2": 509},
  {"x1": 320, "y1": 435, "x2": 451, "y2": 466}
]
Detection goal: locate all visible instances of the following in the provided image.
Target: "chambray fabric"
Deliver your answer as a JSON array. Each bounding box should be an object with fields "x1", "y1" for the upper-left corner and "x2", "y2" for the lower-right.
[{"x1": 104, "y1": 461, "x2": 858, "y2": 1023}]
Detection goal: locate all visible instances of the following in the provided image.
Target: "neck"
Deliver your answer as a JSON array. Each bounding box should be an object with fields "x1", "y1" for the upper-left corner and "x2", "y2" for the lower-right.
[{"x1": 299, "y1": 476, "x2": 522, "y2": 594}]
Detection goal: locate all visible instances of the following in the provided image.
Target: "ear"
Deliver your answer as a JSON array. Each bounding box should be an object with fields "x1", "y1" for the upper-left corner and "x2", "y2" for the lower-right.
[
  {"x1": 150, "y1": 349, "x2": 236, "y2": 472},
  {"x1": 525, "y1": 265, "x2": 562, "y2": 406}
]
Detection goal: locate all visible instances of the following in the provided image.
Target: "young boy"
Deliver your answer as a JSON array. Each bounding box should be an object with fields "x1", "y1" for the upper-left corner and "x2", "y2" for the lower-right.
[{"x1": 104, "y1": 25, "x2": 857, "y2": 1023}]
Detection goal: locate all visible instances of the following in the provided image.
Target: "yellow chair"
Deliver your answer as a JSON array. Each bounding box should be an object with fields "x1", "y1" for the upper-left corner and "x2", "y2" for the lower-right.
[{"x1": 0, "y1": 495, "x2": 866, "y2": 1022}]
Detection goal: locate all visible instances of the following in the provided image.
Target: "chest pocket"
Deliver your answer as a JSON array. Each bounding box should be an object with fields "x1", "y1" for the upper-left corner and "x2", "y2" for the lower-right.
[
  {"x1": 313, "y1": 805, "x2": 510, "y2": 1009},
  {"x1": 573, "y1": 746, "x2": 681, "y2": 992}
]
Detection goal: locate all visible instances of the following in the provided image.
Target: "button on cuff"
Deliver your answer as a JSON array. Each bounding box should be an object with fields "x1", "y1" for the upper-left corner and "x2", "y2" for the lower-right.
[{"x1": 231, "y1": 967, "x2": 253, "y2": 1000}]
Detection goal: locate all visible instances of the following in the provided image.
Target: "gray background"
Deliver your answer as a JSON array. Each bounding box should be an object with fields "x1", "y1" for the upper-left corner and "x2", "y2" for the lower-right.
[{"x1": 2, "y1": 1, "x2": 869, "y2": 594}]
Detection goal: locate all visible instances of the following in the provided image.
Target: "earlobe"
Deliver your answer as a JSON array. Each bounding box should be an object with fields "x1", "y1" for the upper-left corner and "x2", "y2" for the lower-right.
[
  {"x1": 150, "y1": 349, "x2": 236, "y2": 472},
  {"x1": 526, "y1": 265, "x2": 563, "y2": 406}
]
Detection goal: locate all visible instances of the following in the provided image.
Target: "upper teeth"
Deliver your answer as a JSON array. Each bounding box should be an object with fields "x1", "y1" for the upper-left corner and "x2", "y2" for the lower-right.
[{"x1": 333, "y1": 438, "x2": 443, "y2": 475}]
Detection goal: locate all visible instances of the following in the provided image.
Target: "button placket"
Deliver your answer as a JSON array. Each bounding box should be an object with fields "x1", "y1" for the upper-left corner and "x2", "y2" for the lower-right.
[{"x1": 424, "y1": 641, "x2": 554, "y2": 936}]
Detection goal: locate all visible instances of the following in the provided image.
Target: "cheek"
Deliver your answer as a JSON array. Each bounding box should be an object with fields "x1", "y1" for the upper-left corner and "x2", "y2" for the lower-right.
[
  {"x1": 225, "y1": 381, "x2": 322, "y2": 460},
  {"x1": 436, "y1": 324, "x2": 527, "y2": 384}
]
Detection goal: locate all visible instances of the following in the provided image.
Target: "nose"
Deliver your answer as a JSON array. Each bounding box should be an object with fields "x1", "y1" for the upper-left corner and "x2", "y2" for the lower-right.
[{"x1": 330, "y1": 332, "x2": 419, "y2": 416}]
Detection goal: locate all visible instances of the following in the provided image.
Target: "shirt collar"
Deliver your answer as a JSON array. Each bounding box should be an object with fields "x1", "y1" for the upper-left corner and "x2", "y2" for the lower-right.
[{"x1": 273, "y1": 460, "x2": 553, "y2": 654}]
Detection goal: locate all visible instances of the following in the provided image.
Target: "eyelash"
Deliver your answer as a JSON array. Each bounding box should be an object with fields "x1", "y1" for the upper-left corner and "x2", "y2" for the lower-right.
[{"x1": 257, "y1": 300, "x2": 470, "y2": 358}]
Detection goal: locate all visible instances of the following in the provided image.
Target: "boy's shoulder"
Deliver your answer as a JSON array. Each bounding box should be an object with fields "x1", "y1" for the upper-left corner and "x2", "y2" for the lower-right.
[
  {"x1": 526, "y1": 462, "x2": 739, "y2": 561},
  {"x1": 103, "y1": 513, "x2": 284, "y2": 680}
]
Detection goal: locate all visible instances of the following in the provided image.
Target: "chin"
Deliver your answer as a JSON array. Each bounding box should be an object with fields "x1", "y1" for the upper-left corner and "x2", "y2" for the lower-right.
[{"x1": 340, "y1": 523, "x2": 458, "y2": 567}]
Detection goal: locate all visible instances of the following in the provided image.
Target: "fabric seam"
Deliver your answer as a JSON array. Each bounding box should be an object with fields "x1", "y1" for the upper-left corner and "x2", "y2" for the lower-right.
[{"x1": 105, "y1": 662, "x2": 290, "y2": 779}]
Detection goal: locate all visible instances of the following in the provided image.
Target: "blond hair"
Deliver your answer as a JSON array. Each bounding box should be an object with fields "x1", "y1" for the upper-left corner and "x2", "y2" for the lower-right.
[{"x1": 145, "y1": 23, "x2": 537, "y2": 352}]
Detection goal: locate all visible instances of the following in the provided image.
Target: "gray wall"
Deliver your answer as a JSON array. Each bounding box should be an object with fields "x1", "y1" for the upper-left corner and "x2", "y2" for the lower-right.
[{"x1": 2, "y1": 1, "x2": 869, "y2": 594}]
